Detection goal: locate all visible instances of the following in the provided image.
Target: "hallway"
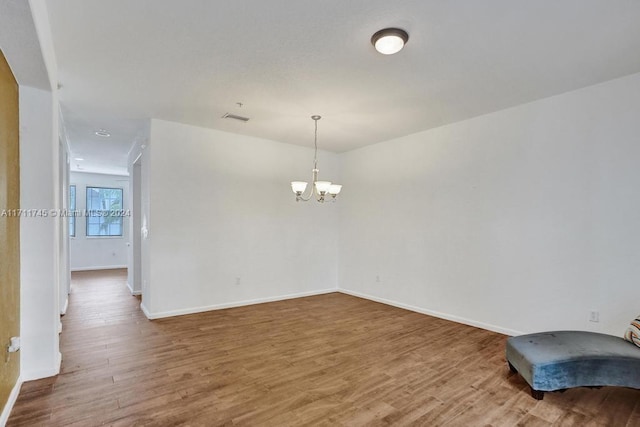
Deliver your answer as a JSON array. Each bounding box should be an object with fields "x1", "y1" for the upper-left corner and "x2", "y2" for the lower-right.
[{"x1": 8, "y1": 269, "x2": 153, "y2": 425}]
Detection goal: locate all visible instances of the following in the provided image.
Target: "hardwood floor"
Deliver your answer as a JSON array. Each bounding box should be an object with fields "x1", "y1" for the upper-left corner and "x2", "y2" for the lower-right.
[{"x1": 8, "y1": 269, "x2": 640, "y2": 426}]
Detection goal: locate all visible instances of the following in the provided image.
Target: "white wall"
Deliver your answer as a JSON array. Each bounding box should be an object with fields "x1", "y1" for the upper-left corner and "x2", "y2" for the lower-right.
[
  {"x1": 339, "y1": 72, "x2": 640, "y2": 337},
  {"x1": 19, "y1": 85, "x2": 61, "y2": 381},
  {"x1": 69, "y1": 172, "x2": 129, "y2": 271},
  {"x1": 142, "y1": 119, "x2": 339, "y2": 318},
  {"x1": 16, "y1": 0, "x2": 63, "y2": 383}
]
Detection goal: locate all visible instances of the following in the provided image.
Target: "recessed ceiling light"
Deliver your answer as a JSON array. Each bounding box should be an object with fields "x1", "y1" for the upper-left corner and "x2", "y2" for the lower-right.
[
  {"x1": 371, "y1": 28, "x2": 409, "y2": 55},
  {"x1": 95, "y1": 129, "x2": 111, "y2": 137}
]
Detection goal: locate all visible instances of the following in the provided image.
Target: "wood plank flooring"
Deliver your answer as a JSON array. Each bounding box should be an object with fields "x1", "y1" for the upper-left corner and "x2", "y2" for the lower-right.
[{"x1": 8, "y1": 269, "x2": 640, "y2": 426}]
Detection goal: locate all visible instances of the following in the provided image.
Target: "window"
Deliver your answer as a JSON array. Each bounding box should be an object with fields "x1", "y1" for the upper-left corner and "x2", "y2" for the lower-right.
[
  {"x1": 86, "y1": 187, "x2": 123, "y2": 237},
  {"x1": 69, "y1": 185, "x2": 76, "y2": 237}
]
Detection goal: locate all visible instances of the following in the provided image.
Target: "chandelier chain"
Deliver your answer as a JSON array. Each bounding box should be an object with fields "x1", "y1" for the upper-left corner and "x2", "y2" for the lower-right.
[{"x1": 313, "y1": 117, "x2": 319, "y2": 169}]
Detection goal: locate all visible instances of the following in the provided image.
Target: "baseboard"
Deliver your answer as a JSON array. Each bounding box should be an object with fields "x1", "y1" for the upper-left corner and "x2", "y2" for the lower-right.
[
  {"x1": 0, "y1": 376, "x2": 22, "y2": 427},
  {"x1": 140, "y1": 301, "x2": 151, "y2": 319},
  {"x1": 71, "y1": 265, "x2": 127, "y2": 272},
  {"x1": 142, "y1": 288, "x2": 338, "y2": 320},
  {"x1": 126, "y1": 282, "x2": 141, "y2": 296},
  {"x1": 338, "y1": 288, "x2": 524, "y2": 337}
]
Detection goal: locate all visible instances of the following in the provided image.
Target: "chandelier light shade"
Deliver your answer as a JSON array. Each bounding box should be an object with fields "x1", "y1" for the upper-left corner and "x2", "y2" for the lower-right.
[
  {"x1": 291, "y1": 181, "x2": 308, "y2": 194},
  {"x1": 291, "y1": 116, "x2": 342, "y2": 203},
  {"x1": 371, "y1": 28, "x2": 409, "y2": 55},
  {"x1": 314, "y1": 181, "x2": 332, "y2": 193}
]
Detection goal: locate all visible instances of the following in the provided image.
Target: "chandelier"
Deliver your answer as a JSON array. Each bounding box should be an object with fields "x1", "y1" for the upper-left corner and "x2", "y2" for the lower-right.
[{"x1": 291, "y1": 115, "x2": 342, "y2": 202}]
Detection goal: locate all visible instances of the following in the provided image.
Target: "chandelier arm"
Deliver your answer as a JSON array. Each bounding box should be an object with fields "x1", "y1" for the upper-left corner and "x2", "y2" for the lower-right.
[
  {"x1": 297, "y1": 188, "x2": 314, "y2": 202},
  {"x1": 295, "y1": 168, "x2": 317, "y2": 202},
  {"x1": 298, "y1": 192, "x2": 314, "y2": 202},
  {"x1": 312, "y1": 168, "x2": 324, "y2": 202}
]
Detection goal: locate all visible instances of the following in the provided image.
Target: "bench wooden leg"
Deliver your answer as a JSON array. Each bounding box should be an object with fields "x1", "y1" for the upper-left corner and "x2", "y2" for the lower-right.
[{"x1": 530, "y1": 388, "x2": 544, "y2": 400}]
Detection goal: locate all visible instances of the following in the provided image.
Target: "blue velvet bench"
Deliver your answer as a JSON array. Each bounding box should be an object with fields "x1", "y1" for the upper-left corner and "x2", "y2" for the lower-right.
[{"x1": 506, "y1": 331, "x2": 640, "y2": 400}]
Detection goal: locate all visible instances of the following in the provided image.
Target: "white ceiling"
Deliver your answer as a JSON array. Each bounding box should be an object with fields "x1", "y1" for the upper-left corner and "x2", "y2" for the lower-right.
[{"x1": 46, "y1": 0, "x2": 640, "y2": 175}]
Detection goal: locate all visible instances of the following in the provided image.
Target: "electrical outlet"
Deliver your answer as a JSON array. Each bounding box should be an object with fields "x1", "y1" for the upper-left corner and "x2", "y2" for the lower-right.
[
  {"x1": 589, "y1": 310, "x2": 599, "y2": 323},
  {"x1": 376, "y1": 275, "x2": 381, "y2": 283},
  {"x1": 235, "y1": 277, "x2": 241, "y2": 286}
]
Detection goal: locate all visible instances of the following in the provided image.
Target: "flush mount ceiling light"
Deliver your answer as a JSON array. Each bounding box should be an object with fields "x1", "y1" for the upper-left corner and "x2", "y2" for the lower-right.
[
  {"x1": 95, "y1": 129, "x2": 111, "y2": 137},
  {"x1": 290, "y1": 116, "x2": 342, "y2": 203},
  {"x1": 371, "y1": 28, "x2": 409, "y2": 55}
]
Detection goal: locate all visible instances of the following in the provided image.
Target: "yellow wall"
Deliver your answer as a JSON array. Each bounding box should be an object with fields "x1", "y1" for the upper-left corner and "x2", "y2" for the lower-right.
[{"x1": 0, "y1": 48, "x2": 20, "y2": 411}]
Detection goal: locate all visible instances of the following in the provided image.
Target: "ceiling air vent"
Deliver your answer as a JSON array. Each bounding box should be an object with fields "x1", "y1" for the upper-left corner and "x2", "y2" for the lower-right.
[{"x1": 221, "y1": 113, "x2": 250, "y2": 122}]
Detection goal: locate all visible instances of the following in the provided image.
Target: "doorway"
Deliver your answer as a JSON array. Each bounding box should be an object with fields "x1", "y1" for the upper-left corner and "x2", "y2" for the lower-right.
[{"x1": 130, "y1": 156, "x2": 142, "y2": 294}]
